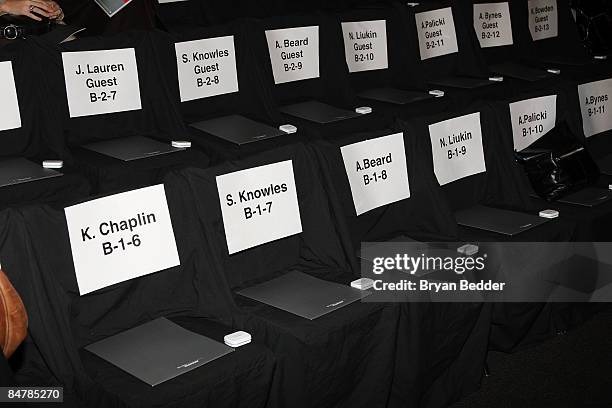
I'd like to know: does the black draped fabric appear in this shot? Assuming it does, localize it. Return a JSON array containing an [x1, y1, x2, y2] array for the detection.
[[400, 2, 532, 107], [29, 31, 188, 147], [246, 13, 392, 138], [507, 0, 612, 80], [460, 0, 568, 95], [310, 127, 458, 246], [27, 31, 209, 194], [177, 143, 400, 408], [566, 76, 612, 162], [336, 4, 429, 95], [489, 81, 612, 242], [0, 178, 279, 407], [403, 1, 491, 85], [0, 171, 90, 210], [148, 23, 306, 164], [399, 103, 533, 213], [474, 86, 608, 351], [310, 127, 492, 407], [0, 353, 14, 386], [0, 40, 91, 209], [511, 0, 589, 65], [397, 100, 583, 354], [0, 40, 65, 159], [331, 4, 457, 126]]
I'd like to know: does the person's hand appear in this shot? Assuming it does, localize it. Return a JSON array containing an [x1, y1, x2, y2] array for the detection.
[[45, 0, 64, 21], [0, 0, 63, 21]]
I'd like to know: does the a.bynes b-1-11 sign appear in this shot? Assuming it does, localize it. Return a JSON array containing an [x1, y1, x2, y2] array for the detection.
[[64, 185, 180, 295]]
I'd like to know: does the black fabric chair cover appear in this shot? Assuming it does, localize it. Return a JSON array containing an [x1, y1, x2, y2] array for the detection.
[[27, 31, 209, 194], [403, 1, 491, 84], [0, 40, 65, 159], [29, 31, 187, 147], [310, 127, 493, 407], [508, 0, 612, 80], [335, 4, 429, 95], [149, 23, 306, 164], [0, 179, 278, 407], [399, 103, 533, 213], [311, 127, 458, 246], [0, 41, 91, 209], [246, 13, 392, 138], [176, 143, 400, 408]]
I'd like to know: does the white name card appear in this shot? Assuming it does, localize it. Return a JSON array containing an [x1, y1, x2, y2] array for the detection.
[[265, 26, 320, 84], [528, 0, 558, 41], [62, 48, 142, 118], [509, 95, 557, 151], [175, 36, 239, 102], [65, 185, 180, 295], [473, 2, 513, 48], [0, 61, 21, 132], [216, 160, 303, 254], [415, 7, 459, 60], [341, 133, 411, 216], [428, 112, 487, 186], [341, 20, 389, 73], [578, 78, 612, 138]]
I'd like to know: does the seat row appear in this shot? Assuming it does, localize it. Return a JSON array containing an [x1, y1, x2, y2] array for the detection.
[[0, 2, 611, 407]]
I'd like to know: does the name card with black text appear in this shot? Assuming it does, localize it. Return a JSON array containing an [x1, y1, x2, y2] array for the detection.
[[428, 112, 487, 185], [341, 20, 389, 73], [265, 26, 319, 84], [528, 0, 558, 41], [0, 61, 21, 131], [62, 48, 142, 118], [473, 2, 513, 48], [415, 7, 459, 60], [509, 95, 557, 151], [578, 78, 612, 138], [216, 160, 303, 254], [65, 185, 180, 295], [175, 36, 239, 102], [341, 133, 410, 215]]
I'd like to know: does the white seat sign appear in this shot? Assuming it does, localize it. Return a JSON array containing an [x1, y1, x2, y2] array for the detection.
[[528, 0, 558, 41], [473, 2, 514, 48], [509, 94, 557, 151], [0, 61, 21, 132], [414, 7, 459, 60], [577, 78, 612, 138], [216, 160, 303, 254], [62, 48, 142, 118], [65, 184, 180, 295], [428, 112, 487, 186], [265, 26, 319, 84], [341, 20, 389, 73], [341, 133, 410, 215], [175, 35, 239, 102]]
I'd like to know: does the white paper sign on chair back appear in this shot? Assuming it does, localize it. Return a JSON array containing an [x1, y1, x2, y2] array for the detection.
[[0, 61, 21, 132], [528, 0, 558, 41], [216, 160, 303, 254], [428, 112, 487, 186], [341, 20, 389, 73], [175, 36, 239, 102], [265, 26, 319, 84], [414, 7, 459, 60], [62, 48, 142, 118], [473, 2, 514, 48], [341, 133, 410, 215], [65, 185, 180, 295], [578, 78, 612, 138], [509, 95, 557, 151]]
